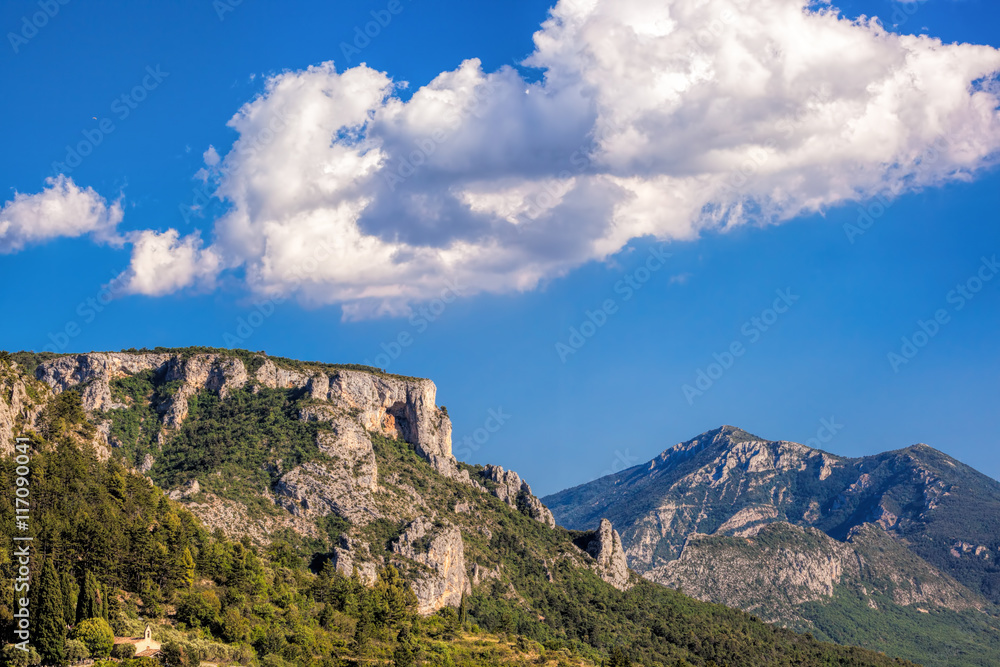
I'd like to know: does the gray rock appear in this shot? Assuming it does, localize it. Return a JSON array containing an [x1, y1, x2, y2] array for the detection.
[[331, 536, 378, 585], [392, 517, 471, 614], [584, 519, 631, 591], [482, 464, 556, 528], [0, 361, 48, 456]]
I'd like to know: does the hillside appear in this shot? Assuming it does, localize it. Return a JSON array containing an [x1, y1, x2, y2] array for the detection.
[[543, 426, 1000, 666], [0, 350, 917, 667]]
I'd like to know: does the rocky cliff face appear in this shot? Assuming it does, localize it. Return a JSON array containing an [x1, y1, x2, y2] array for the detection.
[[35, 351, 456, 469], [274, 415, 381, 525], [545, 425, 1000, 626], [579, 519, 630, 590], [392, 517, 471, 614], [482, 464, 556, 528], [8, 349, 562, 616], [0, 360, 49, 456], [648, 522, 983, 624]]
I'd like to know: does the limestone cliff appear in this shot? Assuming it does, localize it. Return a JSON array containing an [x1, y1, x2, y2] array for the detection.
[[648, 522, 983, 624], [6, 349, 588, 618], [0, 360, 49, 456], [481, 464, 556, 528], [579, 519, 630, 591], [34, 351, 456, 473], [392, 517, 471, 614]]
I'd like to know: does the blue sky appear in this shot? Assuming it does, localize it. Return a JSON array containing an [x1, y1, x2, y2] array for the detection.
[[1, 0, 998, 495]]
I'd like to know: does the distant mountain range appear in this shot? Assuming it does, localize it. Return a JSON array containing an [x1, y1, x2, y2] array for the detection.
[[543, 426, 1000, 666]]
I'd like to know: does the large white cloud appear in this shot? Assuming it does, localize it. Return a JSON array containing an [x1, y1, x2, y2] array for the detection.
[[0, 175, 123, 253], [117, 0, 1000, 316]]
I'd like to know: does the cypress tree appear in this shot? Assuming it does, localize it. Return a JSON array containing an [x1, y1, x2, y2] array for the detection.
[[76, 571, 100, 622], [61, 570, 78, 626], [37, 558, 67, 666], [98, 582, 107, 619], [181, 547, 196, 589]]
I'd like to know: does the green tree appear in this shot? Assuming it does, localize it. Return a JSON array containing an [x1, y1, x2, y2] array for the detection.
[[110, 643, 136, 661], [60, 570, 78, 627], [176, 590, 221, 629], [72, 617, 115, 659], [608, 646, 631, 667], [375, 565, 417, 628], [393, 625, 420, 667], [1, 644, 42, 667], [64, 639, 90, 664], [138, 579, 163, 618], [159, 642, 187, 667], [36, 558, 67, 666], [75, 572, 101, 623], [220, 607, 250, 644], [458, 593, 468, 630], [180, 548, 196, 589]]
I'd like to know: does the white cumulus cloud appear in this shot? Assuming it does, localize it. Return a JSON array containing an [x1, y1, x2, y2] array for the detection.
[[117, 229, 221, 296], [115, 0, 1000, 316], [0, 175, 123, 253]]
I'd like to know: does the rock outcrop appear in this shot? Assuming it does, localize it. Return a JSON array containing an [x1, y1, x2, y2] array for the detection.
[[330, 536, 378, 585], [581, 519, 630, 590], [35, 351, 458, 473], [482, 464, 556, 528], [161, 355, 249, 428], [646, 522, 983, 624], [183, 491, 319, 544], [36, 352, 173, 413], [392, 517, 471, 614], [274, 416, 381, 524], [0, 361, 48, 456]]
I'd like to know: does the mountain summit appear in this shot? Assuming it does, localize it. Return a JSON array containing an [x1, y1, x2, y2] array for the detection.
[[544, 426, 1000, 665]]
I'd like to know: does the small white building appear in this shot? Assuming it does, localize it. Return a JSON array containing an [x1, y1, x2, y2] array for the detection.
[[113, 625, 161, 657]]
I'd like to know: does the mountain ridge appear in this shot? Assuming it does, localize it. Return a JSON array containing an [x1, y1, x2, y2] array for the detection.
[[544, 424, 1000, 665], [0, 348, 925, 667]]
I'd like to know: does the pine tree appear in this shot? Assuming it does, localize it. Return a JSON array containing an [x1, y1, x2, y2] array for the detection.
[[181, 547, 196, 589], [37, 558, 67, 666], [61, 570, 78, 626], [97, 582, 107, 619], [458, 593, 468, 630], [76, 571, 100, 623], [393, 625, 419, 667]]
